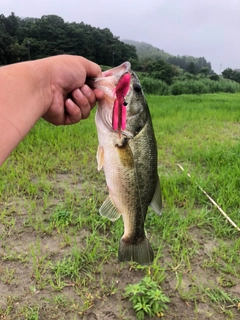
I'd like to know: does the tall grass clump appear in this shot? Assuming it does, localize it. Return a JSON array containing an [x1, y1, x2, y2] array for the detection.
[[170, 78, 240, 95], [138, 73, 240, 96]]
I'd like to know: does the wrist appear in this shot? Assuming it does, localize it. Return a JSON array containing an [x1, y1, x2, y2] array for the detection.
[[0, 59, 53, 165], [29, 59, 53, 116]]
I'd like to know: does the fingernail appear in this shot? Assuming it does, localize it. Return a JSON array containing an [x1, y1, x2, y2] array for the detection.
[[74, 88, 83, 99]]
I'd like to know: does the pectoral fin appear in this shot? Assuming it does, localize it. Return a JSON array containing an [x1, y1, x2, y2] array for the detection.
[[149, 176, 162, 215], [96, 146, 104, 171], [99, 196, 121, 222]]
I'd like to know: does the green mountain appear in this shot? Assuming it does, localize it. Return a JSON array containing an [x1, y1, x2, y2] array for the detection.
[[123, 39, 213, 73], [123, 39, 172, 61]]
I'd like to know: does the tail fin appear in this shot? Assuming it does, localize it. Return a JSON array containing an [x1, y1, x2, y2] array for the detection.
[[118, 237, 154, 265]]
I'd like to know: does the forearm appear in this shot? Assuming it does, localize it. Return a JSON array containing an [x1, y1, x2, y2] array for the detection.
[[0, 60, 52, 165], [0, 55, 103, 166]]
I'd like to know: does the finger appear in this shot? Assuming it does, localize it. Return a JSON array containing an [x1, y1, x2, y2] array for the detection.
[[65, 98, 82, 125], [72, 88, 91, 119], [94, 88, 104, 101], [80, 84, 96, 109]]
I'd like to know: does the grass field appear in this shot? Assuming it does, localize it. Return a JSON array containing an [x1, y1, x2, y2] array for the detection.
[[0, 92, 240, 319]]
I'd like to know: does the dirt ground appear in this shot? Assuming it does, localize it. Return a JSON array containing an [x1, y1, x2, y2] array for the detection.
[[1, 224, 239, 319], [0, 173, 240, 320]]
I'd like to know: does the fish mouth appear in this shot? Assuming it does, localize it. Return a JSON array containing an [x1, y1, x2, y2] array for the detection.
[[112, 72, 131, 136], [89, 62, 132, 134], [101, 62, 132, 136], [86, 62, 131, 90], [102, 61, 131, 77]]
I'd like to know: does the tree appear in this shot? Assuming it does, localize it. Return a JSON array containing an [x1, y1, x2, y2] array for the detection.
[[222, 68, 240, 83], [146, 59, 177, 85], [0, 13, 139, 66], [187, 61, 195, 74], [168, 55, 212, 74], [198, 67, 209, 75], [2, 12, 20, 36], [222, 68, 233, 79], [209, 73, 219, 81], [231, 70, 240, 83], [128, 58, 141, 70]]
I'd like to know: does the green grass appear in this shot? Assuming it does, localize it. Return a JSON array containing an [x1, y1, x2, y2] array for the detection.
[[0, 92, 240, 319]]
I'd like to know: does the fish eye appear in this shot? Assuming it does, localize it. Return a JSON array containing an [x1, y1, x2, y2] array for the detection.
[[133, 83, 142, 93]]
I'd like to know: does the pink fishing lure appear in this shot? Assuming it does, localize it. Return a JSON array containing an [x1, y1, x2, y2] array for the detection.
[[112, 73, 131, 133]]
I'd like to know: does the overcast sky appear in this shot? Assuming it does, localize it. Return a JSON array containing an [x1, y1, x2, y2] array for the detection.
[[1, 0, 239, 73]]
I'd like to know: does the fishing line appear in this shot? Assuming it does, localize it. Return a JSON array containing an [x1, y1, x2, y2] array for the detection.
[[177, 163, 240, 232]]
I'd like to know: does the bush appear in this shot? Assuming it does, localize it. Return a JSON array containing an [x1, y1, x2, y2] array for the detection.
[[209, 73, 220, 81], [141, 77, 169, 95], [137, 71, 240, 96]]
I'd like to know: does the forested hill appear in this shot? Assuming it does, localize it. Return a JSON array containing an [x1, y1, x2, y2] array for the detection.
[[1, 12, 212, 74], [123, 39, 212, 73], [123, 39, 172, 61], [0, 13, 138, 66]]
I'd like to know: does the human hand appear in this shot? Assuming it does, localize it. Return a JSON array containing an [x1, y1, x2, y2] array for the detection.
[[42, 55, 104, 125]]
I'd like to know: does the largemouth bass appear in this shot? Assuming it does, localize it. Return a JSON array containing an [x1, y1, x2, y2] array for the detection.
[[92, 62, 162, 265]]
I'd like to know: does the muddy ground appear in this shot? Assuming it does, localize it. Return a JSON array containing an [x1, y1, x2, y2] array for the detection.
[[0, 173, 239, 320]]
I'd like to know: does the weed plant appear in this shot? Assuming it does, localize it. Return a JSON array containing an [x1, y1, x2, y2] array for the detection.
[[125, 276, 170, 319]]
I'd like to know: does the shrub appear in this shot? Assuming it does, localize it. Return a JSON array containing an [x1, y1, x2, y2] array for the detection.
[[141, 77, 169, 95]]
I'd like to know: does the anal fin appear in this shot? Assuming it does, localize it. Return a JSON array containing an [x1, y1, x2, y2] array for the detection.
[[149, 175, 162, 215], [99, 196, 121, 222]]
